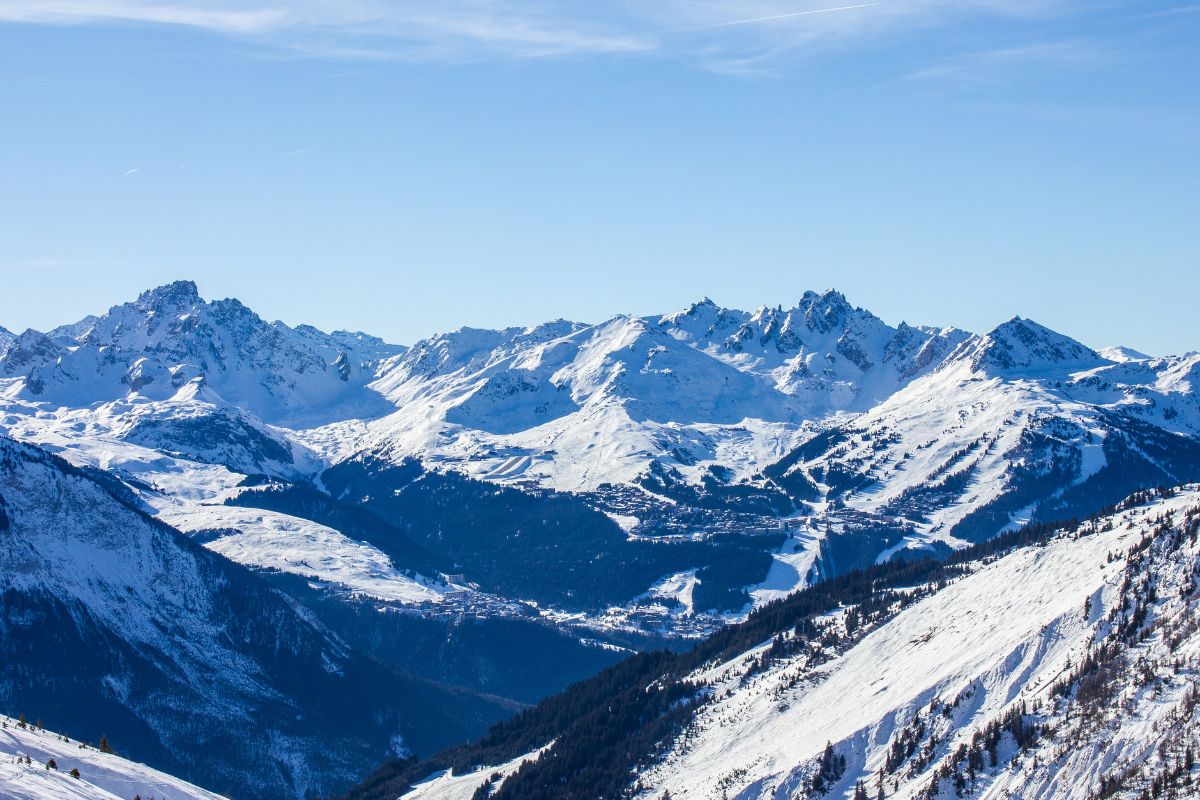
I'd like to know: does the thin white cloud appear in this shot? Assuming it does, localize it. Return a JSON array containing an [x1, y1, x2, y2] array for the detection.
[[689, 3, 882, 30], [905, 39, 1103, 83], [1143, 4, 1200, 18], [0, 1, 652, 58], [0, 0, 1084, 66], [0, 1, 286, 33], [122, 167, 141, 176]]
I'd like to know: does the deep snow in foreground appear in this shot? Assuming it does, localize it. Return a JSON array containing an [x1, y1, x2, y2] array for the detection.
[[0, 714, 224, 800]]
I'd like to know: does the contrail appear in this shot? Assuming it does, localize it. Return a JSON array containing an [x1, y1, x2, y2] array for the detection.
[[696, 3, 881, 29]]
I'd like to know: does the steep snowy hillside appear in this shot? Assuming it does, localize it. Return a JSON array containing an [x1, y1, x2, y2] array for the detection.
[[0, 435, 512, 800], [634, 489, 1200, 800], [346, 486, 1200, 800], [0, 714, 225, 800]]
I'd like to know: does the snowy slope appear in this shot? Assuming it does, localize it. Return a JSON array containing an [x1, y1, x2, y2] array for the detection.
[[637, 489, 1200, 800], [0, 434, 512, 800], [345, 313, 811, 493], [400, 747, 549, 800], [385, 486, 1200, 800], [636, 505, 1143, 797], [170, 503, 448, 604], [0, 714, 225, 800], [0, 402, 447, 605]]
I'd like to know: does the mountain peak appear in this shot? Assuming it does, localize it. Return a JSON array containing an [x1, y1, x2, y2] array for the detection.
[[794, 288, 862, 334], [0, 328, 64, 377], [802, 287, 847, 303], [135, 280, 203, 312], [965, 316, 1106, 375], [1099, 345, 1152, 362]]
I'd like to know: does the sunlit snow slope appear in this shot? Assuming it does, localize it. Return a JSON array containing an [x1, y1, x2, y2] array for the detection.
[[0, 714, 225, 800]]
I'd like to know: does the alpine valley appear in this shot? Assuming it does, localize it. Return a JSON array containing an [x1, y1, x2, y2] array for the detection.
[[3, 280, 1199, 800]]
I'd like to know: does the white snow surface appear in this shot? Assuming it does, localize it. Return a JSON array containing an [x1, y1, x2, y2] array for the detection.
[[165, 504, 447, 604], [0, 716, 225, 800], [400, 746, 550, 800], [0, 399, 445, 604]]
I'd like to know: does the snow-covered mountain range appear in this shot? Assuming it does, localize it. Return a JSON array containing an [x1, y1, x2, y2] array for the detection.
[[3, 281, 1200, 800], [2, 281, 1197, 630]]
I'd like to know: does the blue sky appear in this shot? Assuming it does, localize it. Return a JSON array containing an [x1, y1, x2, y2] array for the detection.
[[0, 1, 1196, 354]]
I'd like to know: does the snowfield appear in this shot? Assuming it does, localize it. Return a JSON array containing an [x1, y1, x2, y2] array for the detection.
[[167, 504, 448, 604], [0, 714, 225, 800], [401, 747, 550, 800]]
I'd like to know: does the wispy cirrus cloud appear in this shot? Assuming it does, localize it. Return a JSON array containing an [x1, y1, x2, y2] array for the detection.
[[905, 39, 1105, 83], [0, 0, 287, 34], [679, 3, 882, 31], [0, 0, 653, 58], [0, 0, 1085, 67]]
